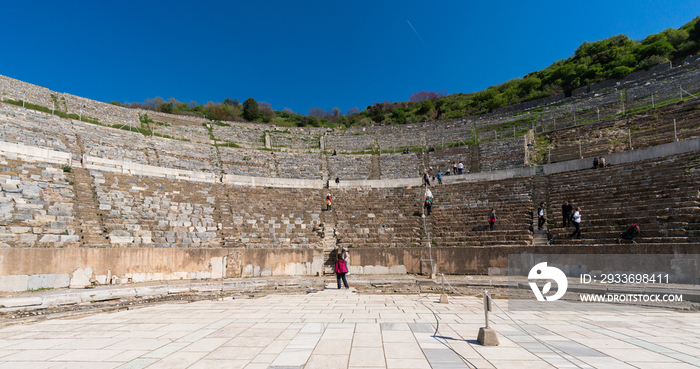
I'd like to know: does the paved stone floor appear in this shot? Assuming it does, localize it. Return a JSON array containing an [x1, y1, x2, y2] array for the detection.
[[0, 286, 699, 369]]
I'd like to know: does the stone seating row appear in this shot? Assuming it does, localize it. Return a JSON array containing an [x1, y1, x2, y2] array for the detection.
[[546, 152, 700, 243], [212, 186, 324, 248], [328, 155, 371, 180], [380, 153, 420, 179], [429, 178, 533, 246]]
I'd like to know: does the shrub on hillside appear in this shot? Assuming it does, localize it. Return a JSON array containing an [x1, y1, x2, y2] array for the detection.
[[242, 98, 260, 121]]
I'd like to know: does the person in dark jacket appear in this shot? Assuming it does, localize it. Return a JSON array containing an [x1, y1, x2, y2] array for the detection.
[[616, 223, 640, 244], [562, 200, 573, 228]]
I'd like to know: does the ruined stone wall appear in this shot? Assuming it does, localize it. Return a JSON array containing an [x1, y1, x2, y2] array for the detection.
[[94, 170, 221, 248], [0, 155, 77, 249]]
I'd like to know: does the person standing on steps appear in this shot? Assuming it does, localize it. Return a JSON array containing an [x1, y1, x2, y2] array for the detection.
[[458, 161, 464, 175], [537, 202, 546, 230], [335, 248, 349, 289], [562, 200, 573, 228], [335, 177, 340, 188], [453, 162, 458, 176], [488, 208, 496, 231], [423, 172, 430, 187], [437, 170, 443, 185], [424, 196, 433, 216], [326, 193, 332, 211], [570, 207, 582, 239]]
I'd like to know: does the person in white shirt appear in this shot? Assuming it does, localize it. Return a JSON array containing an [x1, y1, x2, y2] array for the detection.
[[458, 162, 464, 175], [537, 202, 546, 230], [570, 207, 581, 239]]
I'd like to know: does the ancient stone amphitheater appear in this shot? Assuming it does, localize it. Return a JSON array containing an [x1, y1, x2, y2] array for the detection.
[[1, 55, 700, 292]]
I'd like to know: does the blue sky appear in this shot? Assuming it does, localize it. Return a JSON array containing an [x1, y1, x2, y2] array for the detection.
[[2, 1, 698, 115]]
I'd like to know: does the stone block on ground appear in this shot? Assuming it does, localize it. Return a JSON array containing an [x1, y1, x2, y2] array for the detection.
[[27, 273, 70, 290], [0, 296, 42, 308], [0, 274, 29, 292]]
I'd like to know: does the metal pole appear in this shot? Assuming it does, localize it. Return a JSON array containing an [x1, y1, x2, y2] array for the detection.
[[674, 119, 678, 141], [483, 289, 490, 329], [579, 139, 582, 159], [629, 128, 632, 150], [22, 92, 25, 108], [574, 111, 576, 126], [680, 86, 683, 101], [597, 108, 600, 121], [652, 93, 655, 108]]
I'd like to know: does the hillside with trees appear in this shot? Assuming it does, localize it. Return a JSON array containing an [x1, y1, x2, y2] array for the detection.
[[111, 16, 700, 128]]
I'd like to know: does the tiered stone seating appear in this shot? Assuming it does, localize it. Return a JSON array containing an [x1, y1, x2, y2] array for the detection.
[[332, 187, 425, 248], [159, 125, 210, 144], [269, 129, 322, 150], [380, 153, 419, 179], [325, 132, 375, 153], [328, 155, 371, 180], [428, 146, 472, 174], [211, 123, 266, 148], [218, 147, 274, 177], [74, 121, 151, 165], [376, 132, 422, 150], [213, 186, 323, 248], [546, 152, 700, 244], [0, 156, 78, 248], [92, 171, 220, 248], [546, 94, 700, 164], [479, 137, 525, 171], [275, 152, 322, 179], [0, 115, 69, 153], [150, 138, 218, 172], [428, 178, 533, 246]]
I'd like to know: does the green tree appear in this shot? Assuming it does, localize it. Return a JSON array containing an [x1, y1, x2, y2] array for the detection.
[[416, 100, 434, 115], [609, 66, 632, 79], [242, 98, 260, 121], [157, 102, 174, 114]]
